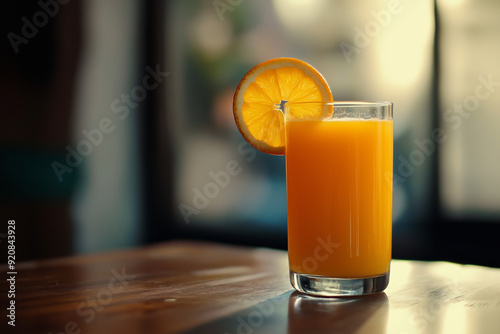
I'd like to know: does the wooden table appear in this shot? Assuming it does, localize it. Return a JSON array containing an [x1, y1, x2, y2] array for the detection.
[[2, 241, 500, 334]]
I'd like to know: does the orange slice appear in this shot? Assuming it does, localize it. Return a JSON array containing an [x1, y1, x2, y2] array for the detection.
[[233, 58, 333, 155]]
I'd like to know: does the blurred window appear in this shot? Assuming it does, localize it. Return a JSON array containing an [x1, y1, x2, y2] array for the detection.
[[439, 0, 500, 219], [165, 0, 436, 243], [72, 0, 141, 253]]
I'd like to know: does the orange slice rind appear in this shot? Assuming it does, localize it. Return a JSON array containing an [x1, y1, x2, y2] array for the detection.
[[233, 58, 333, 155]]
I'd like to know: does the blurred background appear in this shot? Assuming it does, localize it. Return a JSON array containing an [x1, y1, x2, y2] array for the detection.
[[1, 0, 499, 266]]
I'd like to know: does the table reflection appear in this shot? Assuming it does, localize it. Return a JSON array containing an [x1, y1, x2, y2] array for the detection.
[[287, 292, 389, 334]]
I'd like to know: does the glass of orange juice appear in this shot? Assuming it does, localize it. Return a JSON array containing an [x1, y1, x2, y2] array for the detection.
[[286, 101, 393, 296]]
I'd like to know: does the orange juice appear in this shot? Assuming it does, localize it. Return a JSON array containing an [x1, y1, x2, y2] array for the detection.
[[286, 119, 393, 278]]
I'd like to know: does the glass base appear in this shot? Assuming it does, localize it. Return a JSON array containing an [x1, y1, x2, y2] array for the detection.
[[290, 270, 389, 297]]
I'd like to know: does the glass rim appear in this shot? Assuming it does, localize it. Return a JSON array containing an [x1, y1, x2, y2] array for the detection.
[[329, 100, 393, 120], [330, 100, 393, 107], [283, 100, 393, 120]]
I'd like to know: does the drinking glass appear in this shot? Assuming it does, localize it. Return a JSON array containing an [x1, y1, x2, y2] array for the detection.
[[286, 101, 393, 296]]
